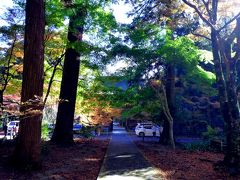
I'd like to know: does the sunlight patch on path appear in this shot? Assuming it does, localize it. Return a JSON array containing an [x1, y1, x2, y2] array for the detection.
[[98, 167, 161, 180]]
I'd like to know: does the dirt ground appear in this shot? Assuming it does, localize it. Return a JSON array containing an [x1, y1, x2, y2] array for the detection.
[[135, 141, 240, 180], [0, 138, 109, 180], [1, 135, 240, 180]]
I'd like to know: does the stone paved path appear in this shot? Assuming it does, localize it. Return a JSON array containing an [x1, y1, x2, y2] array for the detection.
[[97, 127, 161, 180]]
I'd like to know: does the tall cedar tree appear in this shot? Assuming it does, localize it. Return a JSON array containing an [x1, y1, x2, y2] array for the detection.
[[51, 7, 85, 144], [13, 0, 45, 167]]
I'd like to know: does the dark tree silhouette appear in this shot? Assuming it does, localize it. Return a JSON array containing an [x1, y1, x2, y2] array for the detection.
[[51, 6, 86, 145]]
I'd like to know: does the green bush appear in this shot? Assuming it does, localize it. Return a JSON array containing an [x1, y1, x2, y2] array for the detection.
[[41, 123, 49, 141], [202, 125, 219, 140], [79, 126, 94, 138]]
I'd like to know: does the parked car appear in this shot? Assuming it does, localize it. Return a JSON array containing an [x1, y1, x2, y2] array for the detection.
[[7, 120, 20, 136], [135, 122, 163, 137], [113, 121, 120, 126], [73, 123, 82, 132], [48, 123, 82, 132], [48, 123, 55, 130]]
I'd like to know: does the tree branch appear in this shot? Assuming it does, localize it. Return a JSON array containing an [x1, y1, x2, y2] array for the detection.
[[192, 32, 211, 41], [182, 0, 216, 30], [233, 17, 240, 62], [217, 12, 240, 33], [43, 52, 65, 106], [201, 0, 211, 20], [212, 0, 218, 23], [2, 35, 17, 92], [225, 25, 238, 43]]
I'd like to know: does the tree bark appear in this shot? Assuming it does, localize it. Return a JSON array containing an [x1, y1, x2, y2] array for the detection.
[[51, 8, 85, 145], [159, 64, 175, 148], [211, 25, 240, 171], [109, 120, 113, 132], [182, 0, 240, 171], [13, 0, 45, 168], [0, 90, 3, 107]]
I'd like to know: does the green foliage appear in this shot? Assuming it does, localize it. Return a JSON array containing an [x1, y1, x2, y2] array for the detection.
[[89, 7, 117, 33], [5, 79, 22, 94], [202, 125, 220, 140], [158, 32, 199, 70], [191, 66, 215, 84], [45, 0, 66, 28], [120, 86, 162, 120], [79, 126, 94, 138], [41, 123, 49, 141], [122, 104, 142, 118], [5, 0, 221, 147], [186, 49, 216, 87], [128, 25, 156, 46], [77, 63, 128, 115], [106, 25, 204, 122], [186, 66, 217, 96]]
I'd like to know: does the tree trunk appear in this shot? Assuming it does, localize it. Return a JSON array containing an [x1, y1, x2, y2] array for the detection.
[[159, 112, 170, 143], [182, 0, 240, 172], [109, 120, 113, 132], [159, 64, 175, 148], [0, 90, 3, 113], [211, 28, 240, 171], [0, 90, 3, 107], [13, 0, 45, 168], [51, 9, 85, 145], [224, 66, 240, 170]]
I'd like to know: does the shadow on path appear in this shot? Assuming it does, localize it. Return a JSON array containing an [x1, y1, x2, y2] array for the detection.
[[97, 126, 161, 180]]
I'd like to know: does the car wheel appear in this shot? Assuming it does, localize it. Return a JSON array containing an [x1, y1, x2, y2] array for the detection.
[[139, 132, 145, 137], [153, 132, 156, 136]]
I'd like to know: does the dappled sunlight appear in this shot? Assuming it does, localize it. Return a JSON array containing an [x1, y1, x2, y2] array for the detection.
[[133, 141, 237, 179], [84, 158, 100, 162], [114, 154, 134, 159], [112, 126, 127, 134], [157, 169, 175, 179], [98, 167, 161, 180], [98, 127, 162, 180], [112, 129, 126, 134]]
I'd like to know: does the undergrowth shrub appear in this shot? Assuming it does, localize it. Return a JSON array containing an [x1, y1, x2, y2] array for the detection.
[[181, 141, 209, 151], [41, 123, 49, 141], [80, 126, 94, 138]]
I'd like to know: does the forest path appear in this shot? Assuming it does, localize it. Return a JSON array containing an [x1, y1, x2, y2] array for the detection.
[[97, 126, 161, 180]]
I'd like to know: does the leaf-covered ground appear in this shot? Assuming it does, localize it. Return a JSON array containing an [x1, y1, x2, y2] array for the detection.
[[135, 141, 240, 179], [0, 138, 109, 180]]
